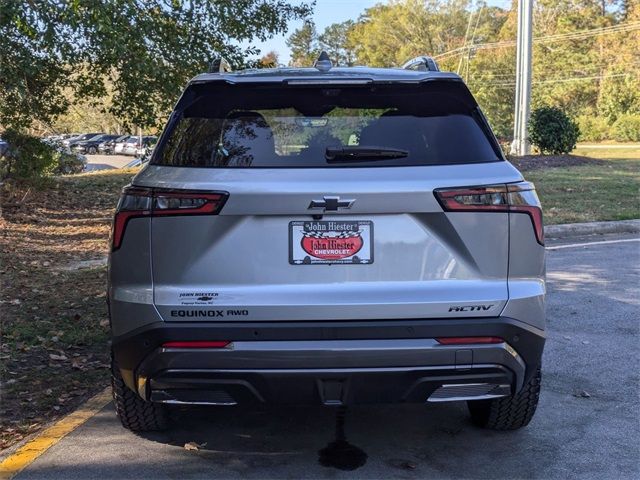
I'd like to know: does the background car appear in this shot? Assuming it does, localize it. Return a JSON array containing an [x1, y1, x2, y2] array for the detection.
[[60, 133, 83, 147], [65, 133, 104, 148], [122, 136, 157, 156], [98, 135, 130, 155], [73, 134, 121, 154], [113, 136, 134, 154], [0, 137, 8, 157]]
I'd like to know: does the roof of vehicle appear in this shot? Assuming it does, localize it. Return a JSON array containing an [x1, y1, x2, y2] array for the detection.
[[189, 66, 462, 86]]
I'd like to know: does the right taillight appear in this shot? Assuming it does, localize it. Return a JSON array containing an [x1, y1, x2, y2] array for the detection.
[[111, 186, 228, 251], [435, 181, 544, 245]]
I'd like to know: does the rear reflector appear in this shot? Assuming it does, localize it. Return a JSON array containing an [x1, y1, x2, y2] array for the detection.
[[436, 337, 503, 345], [111, 186, 228, 250], [162, 341, 230, 348], [434, 181, 544, 245]]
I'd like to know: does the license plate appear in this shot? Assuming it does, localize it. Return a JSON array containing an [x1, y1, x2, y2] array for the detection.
[[289, 220, 373, 265]]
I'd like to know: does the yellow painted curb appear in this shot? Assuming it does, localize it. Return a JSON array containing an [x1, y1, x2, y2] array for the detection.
[[0, 387, 112, 480]]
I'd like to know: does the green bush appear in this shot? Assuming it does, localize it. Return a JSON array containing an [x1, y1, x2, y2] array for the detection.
[[0, 129, 58, 180], [528, 106, 580, 155], [612, 114, 640, 142], [54, 151, 86, 175], [576, 115, 612, 142]]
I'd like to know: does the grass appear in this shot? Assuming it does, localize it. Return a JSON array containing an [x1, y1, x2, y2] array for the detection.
[[523, 149, 640, 225], [0, 169, 135, 449], [574, 145, 640, 159]]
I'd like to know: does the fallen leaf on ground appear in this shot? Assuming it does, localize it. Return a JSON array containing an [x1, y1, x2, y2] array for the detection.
[[48, 354, 67, 361], [184, 441, 206, 451]]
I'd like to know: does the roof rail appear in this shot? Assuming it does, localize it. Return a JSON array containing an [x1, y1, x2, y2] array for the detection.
[[313, 51, 333, 72], [208, 56, 232, 74], [401, 56, 440, 72]]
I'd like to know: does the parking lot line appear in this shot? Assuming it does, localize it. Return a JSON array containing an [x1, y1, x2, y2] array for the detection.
[[546, 238, 639, 250], [0, 388, 111, 480]]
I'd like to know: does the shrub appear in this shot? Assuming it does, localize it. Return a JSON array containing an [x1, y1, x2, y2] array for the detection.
[[55, 151, 86, 175], [0, 129, 58, 180], [576, 115, 612, 142], [612, 114, 640, 142], [528, 106, 580, 155]]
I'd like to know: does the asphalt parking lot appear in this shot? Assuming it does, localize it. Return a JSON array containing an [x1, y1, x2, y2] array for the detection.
[[9, 234, 640, 479], [83, 154, 132, 171]]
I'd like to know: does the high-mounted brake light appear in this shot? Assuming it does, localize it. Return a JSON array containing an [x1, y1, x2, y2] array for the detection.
[[436, 337, 503, 345], [111, 186, 228, 250], [434, 182, 544, 245], [162, 341, 230, 348]]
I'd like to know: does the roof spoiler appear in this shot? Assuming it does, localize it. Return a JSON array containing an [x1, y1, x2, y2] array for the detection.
[[208, 56, 232, 74], [401, 56, 440, 72]]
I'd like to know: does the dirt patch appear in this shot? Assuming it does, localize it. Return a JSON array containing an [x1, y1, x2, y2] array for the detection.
[[0, 170, 134, 450], [508, 154, 603, 171]]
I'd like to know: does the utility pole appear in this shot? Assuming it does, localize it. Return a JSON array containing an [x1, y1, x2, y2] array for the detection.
[[511, 0, 533, 156]]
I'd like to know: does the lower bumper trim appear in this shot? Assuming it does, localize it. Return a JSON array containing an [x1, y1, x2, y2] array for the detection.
[[427, 383, 510, 402], [143, 365, 514, 406]]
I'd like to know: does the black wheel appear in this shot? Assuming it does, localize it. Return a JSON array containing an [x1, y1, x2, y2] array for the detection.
[[111, 353, 168, 431], [88, 146, 97, 154], [467, 367, 541, 431]]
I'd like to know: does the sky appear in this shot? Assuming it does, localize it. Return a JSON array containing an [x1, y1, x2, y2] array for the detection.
[[245, 0, 513, 65], [243, 0, 378, 64]]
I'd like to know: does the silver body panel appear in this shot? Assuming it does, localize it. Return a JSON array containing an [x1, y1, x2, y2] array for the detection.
[[108, 161, 544, 327]]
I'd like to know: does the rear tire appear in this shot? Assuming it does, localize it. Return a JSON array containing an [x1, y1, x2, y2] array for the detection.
[[111, 354, 168, 432], [467, 367, 541, 430]]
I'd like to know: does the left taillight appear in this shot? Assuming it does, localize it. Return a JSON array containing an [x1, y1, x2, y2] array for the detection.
[[434, 181, 544, 245], [111, 186, 228, 251]]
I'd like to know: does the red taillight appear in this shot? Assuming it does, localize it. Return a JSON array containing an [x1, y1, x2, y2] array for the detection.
[[434, 182, 544, 245], [162, 341, 230, 348], [111, 186, 228, 250], [435, 337, 503, 345]]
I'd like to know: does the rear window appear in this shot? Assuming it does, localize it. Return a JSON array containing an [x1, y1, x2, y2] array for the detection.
[[153, 82, 501, 168]]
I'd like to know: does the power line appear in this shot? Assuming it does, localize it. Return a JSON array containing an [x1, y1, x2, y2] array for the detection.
[[438, 22, 640, 60], [468, 61, 640, 80], [472, 72, 633, 88], [457, 2, 476, 75], [435, 21, 640, 60]]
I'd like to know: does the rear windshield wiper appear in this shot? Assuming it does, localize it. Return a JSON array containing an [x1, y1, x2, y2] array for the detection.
[[325, 146, 409, 162]]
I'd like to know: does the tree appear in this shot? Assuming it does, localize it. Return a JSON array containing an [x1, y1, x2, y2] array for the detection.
[[0, 1, 312, 131], [345, 0, 639, 141], [286, 20, 319, 67], [348, 0, 472, 67], [319, 21, 356, 66], [259, 51, 280, 68], [598, 69, 640, 123]]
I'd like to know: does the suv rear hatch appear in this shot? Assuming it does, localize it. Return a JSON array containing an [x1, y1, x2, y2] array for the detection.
[[131, 79, 523, 322]]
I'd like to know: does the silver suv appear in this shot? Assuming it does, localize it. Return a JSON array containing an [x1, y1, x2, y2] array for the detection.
[[109, 54, 545, 432]]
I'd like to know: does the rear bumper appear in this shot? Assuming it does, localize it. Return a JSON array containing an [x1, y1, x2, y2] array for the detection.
[[111, 317, 544, 406]]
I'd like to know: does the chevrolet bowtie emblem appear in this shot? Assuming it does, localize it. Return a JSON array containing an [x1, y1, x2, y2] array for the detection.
[[308, 196, 355, 212]]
